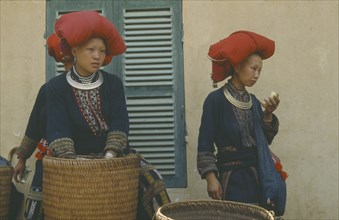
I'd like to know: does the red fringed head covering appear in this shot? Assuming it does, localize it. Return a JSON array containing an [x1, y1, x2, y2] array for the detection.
[[47, 33, 74, 64], [208, 30, 275, 84], [51, 10, 126, 66]]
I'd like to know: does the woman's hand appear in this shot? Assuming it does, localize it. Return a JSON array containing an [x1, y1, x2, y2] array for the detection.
[[261, 92, 280, 121], [205, 172, 222, 200], [104, 150, 117, 159], [13, 157, 26, 183]]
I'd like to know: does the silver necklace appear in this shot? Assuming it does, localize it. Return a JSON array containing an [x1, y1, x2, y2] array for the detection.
[[66, 71, 103, 90], [73, 67, 96, 84], [223, 86, 252, 109]]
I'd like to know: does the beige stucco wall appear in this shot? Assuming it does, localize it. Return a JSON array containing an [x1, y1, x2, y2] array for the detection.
[[0, 0, 46, 152], [0, 1, 338, 220], [0, 1, 46, 217]]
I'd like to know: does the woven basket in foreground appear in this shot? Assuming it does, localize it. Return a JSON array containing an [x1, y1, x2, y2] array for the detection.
[[0, 165, 13, 219], [154, 200, 275, 220], [43, 155, 140, 220]]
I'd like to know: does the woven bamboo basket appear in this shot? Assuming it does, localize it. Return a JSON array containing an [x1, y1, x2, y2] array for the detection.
[[0, 165, 13, 219], [154, 200, 275, 220], [43, 155, 140, 220]]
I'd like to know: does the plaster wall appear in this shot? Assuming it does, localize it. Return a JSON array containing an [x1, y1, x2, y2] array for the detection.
[[1, 0, 46, 154], [0, 1, 338, 219], [0, 1, 46, 217]]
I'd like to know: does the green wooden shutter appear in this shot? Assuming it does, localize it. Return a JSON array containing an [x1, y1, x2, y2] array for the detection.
[[116, 0, 186, 187]]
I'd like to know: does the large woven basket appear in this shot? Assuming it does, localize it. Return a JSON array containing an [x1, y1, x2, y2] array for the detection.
[[154, 200, 275, 220], [0, 165, 13, 219], [43, 155, 140, 220]]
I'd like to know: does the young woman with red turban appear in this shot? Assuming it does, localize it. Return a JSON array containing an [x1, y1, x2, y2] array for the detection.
[[197, 31, 287, 218], [13, 11, 170, 220]]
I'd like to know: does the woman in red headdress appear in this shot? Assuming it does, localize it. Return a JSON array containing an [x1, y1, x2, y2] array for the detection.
[[197, 31, 287, 217], [48, 12, 170, 219], [13, 11, 170, 220], [45, 11, 127, 158]]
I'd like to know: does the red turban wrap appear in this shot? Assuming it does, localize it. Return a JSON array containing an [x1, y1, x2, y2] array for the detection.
[[52, 11, 126, 66], [208, 30, 275, 83], [47, 33, 73, 64]]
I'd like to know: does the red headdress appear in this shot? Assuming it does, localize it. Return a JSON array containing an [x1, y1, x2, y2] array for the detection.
[[51, 11, 126, 66], [47, 33, 73, 64], [208, 30, 275, 84]]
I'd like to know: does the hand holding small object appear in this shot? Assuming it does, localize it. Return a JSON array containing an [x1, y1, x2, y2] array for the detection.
[[13, 156, 26, 183], [20, 165, 32, 183], [261, 91, 280, 122]]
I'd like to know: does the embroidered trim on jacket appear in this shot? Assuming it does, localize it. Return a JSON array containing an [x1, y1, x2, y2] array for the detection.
[[197, 151, 218, 179], [16, 136, 38, 159], [104, 131, 127, 155], [49, 138, 75, 156], [72, 87, 108, 136]]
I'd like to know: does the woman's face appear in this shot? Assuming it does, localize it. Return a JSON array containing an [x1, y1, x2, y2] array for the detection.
[[72, 38, 106, 76], [233, 54, 263, 89]]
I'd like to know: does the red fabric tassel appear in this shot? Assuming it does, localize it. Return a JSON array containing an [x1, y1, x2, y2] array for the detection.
[[35, 140, 50, 160], [274, 160, 288, 181]]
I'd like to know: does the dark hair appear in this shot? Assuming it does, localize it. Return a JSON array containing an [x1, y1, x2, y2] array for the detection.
[[229, 67, 235, 76]]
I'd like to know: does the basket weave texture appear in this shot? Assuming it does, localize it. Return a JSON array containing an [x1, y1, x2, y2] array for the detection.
[[43, 155, 140, 220], [0, 165, 13, 219], [154, 200, 275, 220]]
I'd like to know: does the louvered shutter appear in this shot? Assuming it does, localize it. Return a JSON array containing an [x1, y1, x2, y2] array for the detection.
[[117, 0, 186, 187]]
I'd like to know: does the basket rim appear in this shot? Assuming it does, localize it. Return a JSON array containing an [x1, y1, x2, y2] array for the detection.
[[43, 154, 139, 161], [155, 199, 275, 220], [42, 154, 140, 172]]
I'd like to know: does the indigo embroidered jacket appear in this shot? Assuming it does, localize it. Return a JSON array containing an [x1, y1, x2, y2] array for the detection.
[[197, 86, 279, 178], [46, 70, 129, 156]]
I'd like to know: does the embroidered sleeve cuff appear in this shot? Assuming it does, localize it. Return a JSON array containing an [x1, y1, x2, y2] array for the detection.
[[197, 151, 218, 179], [104, 131, 127, 156], [263, 114, 279, 130], [49, 138, 75, 157], [16, 136, 39, 159]]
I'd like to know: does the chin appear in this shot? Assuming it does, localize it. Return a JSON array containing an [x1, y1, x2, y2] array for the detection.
[[89, 68, 99, 73], [247, 82, 257, 87]]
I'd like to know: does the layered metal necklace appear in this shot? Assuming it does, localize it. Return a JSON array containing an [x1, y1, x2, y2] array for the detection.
[[223, 84, 252, 109], [67, 66, 103, 90]]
